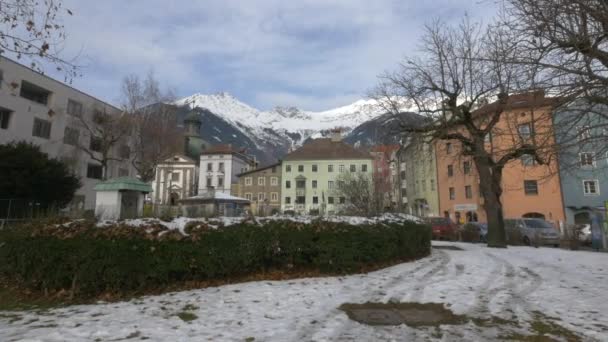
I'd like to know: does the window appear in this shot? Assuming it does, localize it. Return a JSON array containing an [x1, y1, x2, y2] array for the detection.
[[339, 165, 345, 172], [171, 172, 180, 182], [447, 165, 454, 177], [298, 165, 304, 172], [400, 170, 406, 179], [271, 192, 278, 202], [63, 127, 79, 146], [446, 143, 453, 153], [207, 163, 212, 171], [422, 180, 426, 192], [285, 196, 291, 204], [296, 196, 306, 204], [32, 118, 51, 139], [118, 168, 129, 177], [339, 197, 346, 204], [296, 180, 306, 188], [521, 154, 536, 166], [0, 69, 3, 88], [119, 145, 130, 159], [430, 179, 435, 191], [577, 126, 591, 142], [524, 180, 538, 195], [313, 196, 319, 204], [245, 193, 252, 201], [580, 153, 595, 168], [328, 197, 334, 204], [415, 180, 419, 194], [258, 177, 265, 186], [449, 187, 455, 200], [270, 177, 278, 186], [218, 177, 224, 187], [328, 181, 335, 189], [312, 164, 318, 172], [350, 164, 356, 172], [218, 162, 225, 172], [312, 180, 317, 188], [465, 185, 473, 199], [286, 165, 292, 172], [463, 161, 471, 175], [86, 164, 103, 179], [20, 80, 51, 105], [258, 193, 265, 201], [206, 177, 212, 188], [361, 164, 368, 172], [338, 180, 345, 189], [89, 136, 102, 152], [245, 177, 252, 186], [518, 123, 533, 140], [583, 180, 599, 196], [0, 107, 12, 129], [328, 164, 334, 172], [286, 180, 291, 189], [67, 99, 83, 117]]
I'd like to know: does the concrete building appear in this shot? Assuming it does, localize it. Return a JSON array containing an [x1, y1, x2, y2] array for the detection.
[[553, 104, 608, 227], [198, 145, 256, 195], [396, 136, 440, 217], [236, 163, 282, 216], [0, 56, 135, 211], [280, 134, 373, 215], [435, 91, 566, 227]]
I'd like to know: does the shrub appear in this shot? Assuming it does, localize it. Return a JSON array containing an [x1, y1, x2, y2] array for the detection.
[[0, 220, 431, 298]]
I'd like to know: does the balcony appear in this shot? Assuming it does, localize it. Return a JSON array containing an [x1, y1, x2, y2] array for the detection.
[[296, 189, 306, 197]]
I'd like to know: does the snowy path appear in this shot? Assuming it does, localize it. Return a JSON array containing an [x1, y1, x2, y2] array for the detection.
[[1, 241, 607, 341]]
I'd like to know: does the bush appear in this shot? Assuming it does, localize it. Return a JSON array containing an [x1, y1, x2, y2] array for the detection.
[[0, 219, 431, 298]]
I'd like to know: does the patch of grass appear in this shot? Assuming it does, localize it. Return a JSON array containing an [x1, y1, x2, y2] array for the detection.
[[176, 311, 198, 322], [0, 285, 66, 311]]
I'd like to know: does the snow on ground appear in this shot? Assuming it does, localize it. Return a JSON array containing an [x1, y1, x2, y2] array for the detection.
[[1, 242, 606, 341]]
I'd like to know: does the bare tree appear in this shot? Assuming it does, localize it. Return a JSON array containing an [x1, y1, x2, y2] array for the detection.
[[71, 106, 132, 180], [372, 18, 559, 247], [121, 72, 183, 182], [331, 171, 382, 216], [0, 0, 78, 80]]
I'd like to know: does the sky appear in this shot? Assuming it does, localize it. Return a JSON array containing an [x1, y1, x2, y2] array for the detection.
[[37, 0, 498, 111]]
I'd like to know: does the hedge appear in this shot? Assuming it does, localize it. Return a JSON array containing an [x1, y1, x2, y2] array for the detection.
[[0, 219, 431, 298]]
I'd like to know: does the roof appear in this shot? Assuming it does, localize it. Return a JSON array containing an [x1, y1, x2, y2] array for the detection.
[[93, 177, 153, 193], [201, 144, 246, 155], [237, 162, 281, 177], [283, 138, 372, 161], [474, 90, 559, 116], [180, 192, 250, 204]]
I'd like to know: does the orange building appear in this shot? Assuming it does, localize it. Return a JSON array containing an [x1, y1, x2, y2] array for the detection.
[[435, 92, 566, 228]]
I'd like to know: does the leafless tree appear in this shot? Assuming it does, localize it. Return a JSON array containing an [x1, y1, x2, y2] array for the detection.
[[0, 0, 78, 80], [71, 106, 132, 180], [372, 18, 559, 247], [331, 171, 383, 216], [121, 72, 183, 182]]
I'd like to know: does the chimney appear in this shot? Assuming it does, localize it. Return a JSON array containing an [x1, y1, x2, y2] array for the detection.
[[330, 129, 342, 142]]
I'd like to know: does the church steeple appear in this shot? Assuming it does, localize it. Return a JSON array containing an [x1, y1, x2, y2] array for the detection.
[[184, 110, 202, 137]]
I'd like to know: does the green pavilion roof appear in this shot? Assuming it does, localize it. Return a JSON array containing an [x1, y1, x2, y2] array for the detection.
[[93, 177, 152, 193]]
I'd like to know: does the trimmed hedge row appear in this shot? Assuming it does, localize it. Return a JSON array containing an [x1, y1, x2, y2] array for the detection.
[[0, 220, 431, 298]]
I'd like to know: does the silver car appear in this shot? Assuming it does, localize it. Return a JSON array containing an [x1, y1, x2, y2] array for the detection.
[[505, 218, 561, 247]]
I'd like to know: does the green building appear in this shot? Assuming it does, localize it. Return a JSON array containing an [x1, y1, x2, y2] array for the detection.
[[280, 135, 373, 215]]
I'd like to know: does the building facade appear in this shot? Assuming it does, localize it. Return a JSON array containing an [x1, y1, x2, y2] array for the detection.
[[236, 163, 282, 216], [435, 91, 566, 227], [370, 145, 400, 211], [280, 136, 374, 215], [396, 136, 440, 217], [0, 56, 135, 211], [199, 145, 256, 195]]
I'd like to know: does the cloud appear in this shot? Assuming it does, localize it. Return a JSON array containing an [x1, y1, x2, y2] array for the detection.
[[36, 0, 498, 110]]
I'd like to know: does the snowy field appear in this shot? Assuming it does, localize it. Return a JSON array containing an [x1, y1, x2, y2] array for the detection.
[[1, 241, 607, 341]]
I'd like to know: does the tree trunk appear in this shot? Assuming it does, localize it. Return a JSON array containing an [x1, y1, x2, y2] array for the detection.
[[474, 155, 508, 248]]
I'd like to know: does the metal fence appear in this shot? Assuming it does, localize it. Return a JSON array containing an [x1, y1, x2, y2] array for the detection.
[[0, 199, 62, 228]]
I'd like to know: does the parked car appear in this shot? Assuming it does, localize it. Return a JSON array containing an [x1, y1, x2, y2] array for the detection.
[[462, 222, 488, 243], [425, 217, 459, 241], [504, 218, 560, 247]]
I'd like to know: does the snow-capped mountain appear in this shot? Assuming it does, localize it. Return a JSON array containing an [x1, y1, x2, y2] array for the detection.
[[173, 92, 417, 164]]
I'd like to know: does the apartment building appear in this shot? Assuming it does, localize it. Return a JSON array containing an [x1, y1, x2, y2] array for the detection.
[[370, 145, 400, 211], [236, 163, 281, 215], [280, 134, 373, 215], [435, 91, 566, 227], [198, 144, 256, 195], [0, 56, 135, 211]]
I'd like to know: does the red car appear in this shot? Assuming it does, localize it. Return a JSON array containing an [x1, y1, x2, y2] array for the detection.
[[425, 217, 459, 241]]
